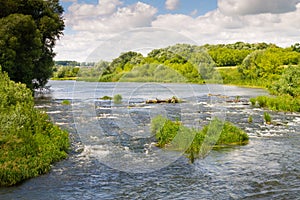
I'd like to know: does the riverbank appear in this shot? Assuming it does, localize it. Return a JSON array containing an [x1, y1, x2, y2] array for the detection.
[[0, 72, 70, 187]]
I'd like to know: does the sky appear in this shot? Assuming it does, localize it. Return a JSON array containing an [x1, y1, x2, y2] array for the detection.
[[54, 0, 300, 62]]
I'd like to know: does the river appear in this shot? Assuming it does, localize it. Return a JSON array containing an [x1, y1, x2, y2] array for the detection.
[[1, 81, 300, 199]]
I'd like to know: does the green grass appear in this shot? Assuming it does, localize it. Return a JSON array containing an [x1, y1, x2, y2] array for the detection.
[[263, 112, 272, 124], [250, 95, 300, 112], [151, 116, 249, 163]]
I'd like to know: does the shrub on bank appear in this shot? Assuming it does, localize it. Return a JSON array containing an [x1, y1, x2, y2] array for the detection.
[[0, 70, 69, 186], [151, 116, 249, 163], [250, 95, 300, 112]]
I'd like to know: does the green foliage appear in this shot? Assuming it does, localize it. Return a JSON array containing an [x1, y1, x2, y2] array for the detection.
[[55, 61, 80, 66], [77, 61, 110, 81], [208, 47, 251, 67], [151, 116, 248, 163], [0, 0, 64, 89], [0, 70, 69, 186], [238, 47, 299, 84], [248, 115, 253, 123], [250, 95, 300, 112], [61, 100, 71, 105], [263, 112, 272, 124], [100, 96, 112, 100], [0, 14, 42, 89], [97, 44, 220, 83], [113, 94, 122, 104], [291, 43, 300, 53], [53, 66, 79, 79], [272, 65, 300, 97], [109, 51, 143, 73], [204, 42, 277, 51]]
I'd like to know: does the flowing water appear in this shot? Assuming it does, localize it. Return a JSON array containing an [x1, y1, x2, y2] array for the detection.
[[1, 81, 300, 199]]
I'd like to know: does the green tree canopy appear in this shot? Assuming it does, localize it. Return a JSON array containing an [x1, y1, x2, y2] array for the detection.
[[0, 0, 64, 89], [272, 65, 300, 97]]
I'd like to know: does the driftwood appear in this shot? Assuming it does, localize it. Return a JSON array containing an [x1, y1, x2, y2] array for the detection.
[[146, 97, 181, 104]]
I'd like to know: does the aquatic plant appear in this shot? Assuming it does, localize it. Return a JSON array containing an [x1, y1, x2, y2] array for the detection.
[[113, 94, 122, 104], [264, 112, 272, 124], [61, 99, 71, 105], [151, 116, 249, 163], [100, 95, 112, 100], [248, 115, 253, 123]]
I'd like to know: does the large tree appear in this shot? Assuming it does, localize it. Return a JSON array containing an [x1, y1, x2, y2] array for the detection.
[[0, 0, 64, 89]]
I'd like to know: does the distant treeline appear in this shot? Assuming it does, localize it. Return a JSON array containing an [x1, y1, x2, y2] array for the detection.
[[54, 61, 95, 67], [53, 42, 300, 85]]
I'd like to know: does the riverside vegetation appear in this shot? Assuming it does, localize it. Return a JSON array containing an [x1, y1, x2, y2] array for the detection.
[[0, 0, 68, 186], [0, 70, 69, 186], [54, 42, 300, 112]]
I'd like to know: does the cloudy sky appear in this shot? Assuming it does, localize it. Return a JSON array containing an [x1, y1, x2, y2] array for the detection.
[[54, 0, 300, 62]]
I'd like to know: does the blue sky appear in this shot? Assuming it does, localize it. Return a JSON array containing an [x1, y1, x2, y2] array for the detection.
[[55, 0, 300, 61], [61, 0, 218, 16]]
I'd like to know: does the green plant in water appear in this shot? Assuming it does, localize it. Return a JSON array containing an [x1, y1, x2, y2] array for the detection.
[[100, 95, 112, 100], [248, 115, 253, 123], [263, 112, 272, 124], [61, 100, 71, 105], [235, 96, 241, 103], [113, 94, 122, 104], [151, 116, 249, 163]]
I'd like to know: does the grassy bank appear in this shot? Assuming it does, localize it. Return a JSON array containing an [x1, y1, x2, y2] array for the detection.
[[0, 71, 70, 186], [250, 95, 300, 112], [151, 116, 249, 163]]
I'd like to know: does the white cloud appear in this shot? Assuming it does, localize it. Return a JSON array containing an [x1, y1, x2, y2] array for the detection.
[[67, 0, 122, 22], [55, 2, 158, 61], [66, 1, 157, 33], [165, 0, 180, 10], [55, 1, 300, 61], [152, 5, 300, 47], [218, 0, 300, 16]]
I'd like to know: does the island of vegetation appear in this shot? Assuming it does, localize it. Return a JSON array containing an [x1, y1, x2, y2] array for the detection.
[[151, 116, 249, 163]]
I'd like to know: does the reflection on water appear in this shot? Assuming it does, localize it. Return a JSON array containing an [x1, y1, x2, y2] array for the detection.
[[1, 81, 300, 200]]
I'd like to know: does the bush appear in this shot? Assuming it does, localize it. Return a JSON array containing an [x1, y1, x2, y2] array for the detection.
[[151, 116, 248, 163], [0, 70, 69, 186], [272, 65, 300, 97]]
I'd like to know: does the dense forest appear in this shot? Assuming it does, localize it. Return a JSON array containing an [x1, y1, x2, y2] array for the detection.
[[54, 42, 300, 84]]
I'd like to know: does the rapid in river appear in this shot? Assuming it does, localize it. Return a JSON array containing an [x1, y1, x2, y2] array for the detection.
[[1, 80, 299, 199]]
